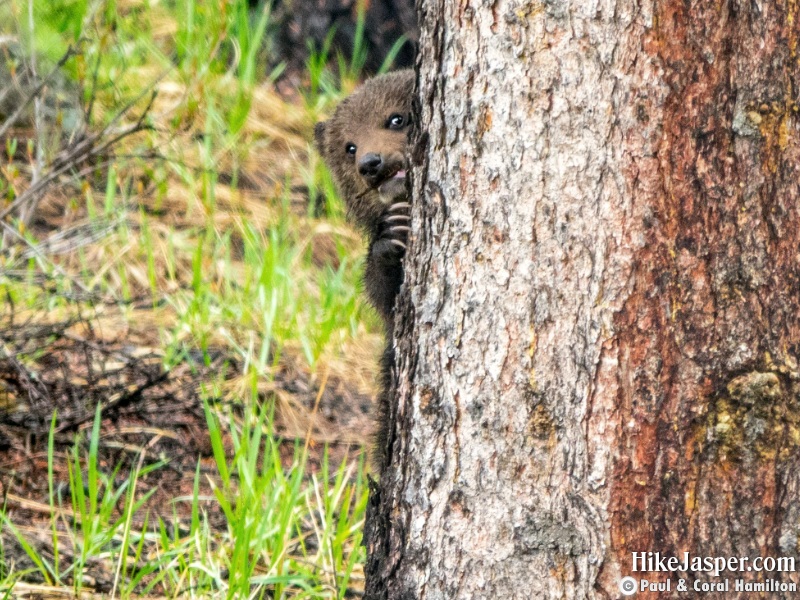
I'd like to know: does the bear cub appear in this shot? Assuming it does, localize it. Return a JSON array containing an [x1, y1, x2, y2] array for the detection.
[[314, 69, 414, 471]]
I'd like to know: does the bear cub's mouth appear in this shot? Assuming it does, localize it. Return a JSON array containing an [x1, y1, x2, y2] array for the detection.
[[377, 169, 407, 201]]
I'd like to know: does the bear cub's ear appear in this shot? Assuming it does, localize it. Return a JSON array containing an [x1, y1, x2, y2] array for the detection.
[[314, 122, 327, 155]]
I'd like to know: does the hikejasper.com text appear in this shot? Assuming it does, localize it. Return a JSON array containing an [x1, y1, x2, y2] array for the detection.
[[632, 552, 796, 578]]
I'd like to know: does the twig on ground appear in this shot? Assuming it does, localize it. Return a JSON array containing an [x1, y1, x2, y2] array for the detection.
[[0, 44, 80, 141], [0, 67, 167, 235]]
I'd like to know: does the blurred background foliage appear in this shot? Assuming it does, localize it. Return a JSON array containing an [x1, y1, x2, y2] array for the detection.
[[0, 0, 414, 597]]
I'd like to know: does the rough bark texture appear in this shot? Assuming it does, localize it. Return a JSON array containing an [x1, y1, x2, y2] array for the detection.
[[364, 0, 800, 598]]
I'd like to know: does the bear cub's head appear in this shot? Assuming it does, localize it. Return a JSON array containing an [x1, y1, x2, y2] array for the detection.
[[315, 70, 414, 230]]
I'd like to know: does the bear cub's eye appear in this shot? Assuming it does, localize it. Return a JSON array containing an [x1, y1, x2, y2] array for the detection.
[[345, 143, 357, 156], [387, 114, 405, 129]]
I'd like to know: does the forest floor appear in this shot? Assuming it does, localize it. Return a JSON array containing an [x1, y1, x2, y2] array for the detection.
[[0, 0, 395, 597]]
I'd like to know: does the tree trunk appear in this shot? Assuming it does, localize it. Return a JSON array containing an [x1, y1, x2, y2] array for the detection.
[[364, 0, 800, 598], [269, 0, 417, 77]]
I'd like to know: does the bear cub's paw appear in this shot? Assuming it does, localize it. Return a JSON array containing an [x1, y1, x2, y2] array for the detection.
[[378, 201, 411, 257]]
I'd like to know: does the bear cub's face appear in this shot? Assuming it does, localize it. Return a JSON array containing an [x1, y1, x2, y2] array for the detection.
[[315, 70, 414, 230]]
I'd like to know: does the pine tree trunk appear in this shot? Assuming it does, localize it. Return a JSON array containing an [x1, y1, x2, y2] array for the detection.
[[364, 0, 800, 598], [270, 0, 417, 76]]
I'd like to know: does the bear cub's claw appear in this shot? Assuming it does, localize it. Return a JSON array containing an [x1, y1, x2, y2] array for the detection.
[[379, 202, 411, 253]]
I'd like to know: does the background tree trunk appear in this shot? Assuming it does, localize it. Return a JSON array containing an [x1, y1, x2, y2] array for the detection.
[[365, 0, 800, 598], [268, 0, 417, 78]]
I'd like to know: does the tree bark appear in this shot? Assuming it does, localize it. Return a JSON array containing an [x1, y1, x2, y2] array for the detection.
[[364, 0, 800, 598]]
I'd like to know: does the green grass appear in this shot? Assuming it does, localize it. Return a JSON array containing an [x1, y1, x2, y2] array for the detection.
[[0, 401, 368, 598], [1, 0, 376, 368], [0, 0, 396, 596]]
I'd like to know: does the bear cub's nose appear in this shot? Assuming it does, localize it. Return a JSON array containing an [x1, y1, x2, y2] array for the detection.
[[358, 153, 385, 184]]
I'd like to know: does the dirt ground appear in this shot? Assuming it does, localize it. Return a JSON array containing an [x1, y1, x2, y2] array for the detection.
[[0, 298, 376, 499], [0, 280, 376, 593]]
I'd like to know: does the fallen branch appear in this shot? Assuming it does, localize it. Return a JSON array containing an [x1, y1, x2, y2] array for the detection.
[[0, 43, 81, 140]]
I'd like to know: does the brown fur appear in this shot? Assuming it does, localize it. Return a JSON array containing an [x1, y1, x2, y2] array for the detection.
[[314, 70, 414, 237], [314, 70, 415, 471]]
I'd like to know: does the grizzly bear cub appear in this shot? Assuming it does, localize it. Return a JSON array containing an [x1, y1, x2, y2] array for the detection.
[[314, 69, 414, 471]]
